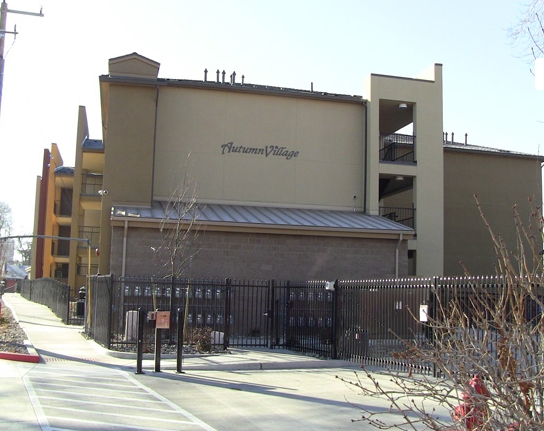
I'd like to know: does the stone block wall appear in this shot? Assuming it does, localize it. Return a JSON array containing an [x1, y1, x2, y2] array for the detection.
[[110, 226, 408, 280]]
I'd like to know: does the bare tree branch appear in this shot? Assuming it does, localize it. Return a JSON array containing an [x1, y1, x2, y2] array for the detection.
[[341, 196, 544, 429]]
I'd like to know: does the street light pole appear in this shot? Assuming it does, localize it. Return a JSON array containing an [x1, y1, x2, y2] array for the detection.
[[0, 1, 43, 118]]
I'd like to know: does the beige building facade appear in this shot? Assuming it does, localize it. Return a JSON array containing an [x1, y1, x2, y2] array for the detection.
[[32, 53, 542, 294]]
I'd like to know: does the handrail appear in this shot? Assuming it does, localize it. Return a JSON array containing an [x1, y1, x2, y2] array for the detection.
[[379, 133, 416, 163], [379, 206, 415, 229]]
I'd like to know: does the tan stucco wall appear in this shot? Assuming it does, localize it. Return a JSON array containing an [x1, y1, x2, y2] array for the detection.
[[98, 84, 157, 273], [444, 149, 543, 275], [364, 64, 444, 276], [109, 55, 160, 79], [153, 88, 366, 210]]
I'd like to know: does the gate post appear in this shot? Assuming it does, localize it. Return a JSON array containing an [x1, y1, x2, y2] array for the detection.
[[154, 308, 161, 373], [267, 280, 274, 349], [285, 281, 292, 348], [176, 307, 184, 373], [224, 278, 232, 350], [331, 279, 339, 359], [135, 307, 145, 374], [432, 276, 439, 378]]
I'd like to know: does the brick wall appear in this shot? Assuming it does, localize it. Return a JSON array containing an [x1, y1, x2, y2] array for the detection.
[[111, 226, 408, 280]]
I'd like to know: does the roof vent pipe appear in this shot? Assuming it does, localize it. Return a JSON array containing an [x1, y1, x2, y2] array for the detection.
[[242, 75, 245, 85], [452, 132, 454, 144], [222, 70, 226, 84], [204, 68, 208, 82], [465, 133, 468, 145], [311, 82, 314, 92], [216, 69, 220, 83], [231, 71, 236, 85]]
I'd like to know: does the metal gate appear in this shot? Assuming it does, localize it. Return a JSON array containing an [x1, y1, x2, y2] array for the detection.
[[271, 280, 336, 357]]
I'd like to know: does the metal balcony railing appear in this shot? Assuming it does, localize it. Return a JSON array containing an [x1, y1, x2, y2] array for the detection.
[[379, 206, 415, 229], [379, 133, 415, 163], [81, 173, 103, 195]]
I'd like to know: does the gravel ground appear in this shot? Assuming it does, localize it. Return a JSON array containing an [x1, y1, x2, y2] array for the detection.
[[0, 297, 29, 354]]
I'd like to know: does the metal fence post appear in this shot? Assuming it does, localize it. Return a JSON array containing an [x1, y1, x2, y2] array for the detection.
[[331, 279, 339, 359], [267, 279, 274, 349], [176, 307, 184, 373], [154, 308, 161, 372], [224, 278, 232, 350], [135, 307, 145, 374]]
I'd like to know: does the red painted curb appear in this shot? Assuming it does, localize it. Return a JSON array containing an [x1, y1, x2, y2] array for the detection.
[[0, 351, 40, 363]]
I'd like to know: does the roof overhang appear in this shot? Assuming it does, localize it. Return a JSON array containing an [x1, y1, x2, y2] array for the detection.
[[110, 203, 414, 240]]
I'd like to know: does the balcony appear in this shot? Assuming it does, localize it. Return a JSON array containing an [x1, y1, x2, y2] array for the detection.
[[80, 173, 103, 210], [379, 206, 415, 229], [81, 173, 103, 195], [379, 133, 415, 163]]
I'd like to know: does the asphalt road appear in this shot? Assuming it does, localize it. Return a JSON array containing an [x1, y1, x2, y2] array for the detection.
[[11, 360, 375, 431]]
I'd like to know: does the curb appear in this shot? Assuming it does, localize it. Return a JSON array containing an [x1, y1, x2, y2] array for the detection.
[[0, 340, 40, 363], [1, 298, 41, 363]]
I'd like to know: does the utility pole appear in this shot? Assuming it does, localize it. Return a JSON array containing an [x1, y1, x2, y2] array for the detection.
[[0, 1, 43, 118]]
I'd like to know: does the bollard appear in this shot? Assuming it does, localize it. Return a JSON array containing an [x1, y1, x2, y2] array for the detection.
[[154, 309, 161, 373], [135, 308, 145, 374], [176, 308, 184, 373]]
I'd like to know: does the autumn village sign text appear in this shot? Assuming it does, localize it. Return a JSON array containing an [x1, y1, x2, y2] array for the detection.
[[221, 142, 299, 160]]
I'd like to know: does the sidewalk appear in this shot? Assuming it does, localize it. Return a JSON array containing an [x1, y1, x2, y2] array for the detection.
[[0, 293, 416, 431], [1, 292, 357, 371]]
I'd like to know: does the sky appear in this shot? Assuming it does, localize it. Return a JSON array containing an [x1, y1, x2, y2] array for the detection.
[[0, 0, 542, 235]]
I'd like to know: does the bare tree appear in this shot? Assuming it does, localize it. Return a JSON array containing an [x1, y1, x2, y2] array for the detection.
[[16, 238, 31, 265], [509, 0, 544, 62], [152, 158, 201, 338], [156, 172, 201, 280], [0, 202, 12, 277], [338, 196, 544, 430]]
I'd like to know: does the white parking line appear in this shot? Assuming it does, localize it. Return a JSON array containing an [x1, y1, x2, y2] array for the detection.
[[24, 366, 219, 431]]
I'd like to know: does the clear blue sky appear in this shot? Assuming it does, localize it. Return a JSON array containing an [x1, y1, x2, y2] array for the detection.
[[0, 0, 541, 235]]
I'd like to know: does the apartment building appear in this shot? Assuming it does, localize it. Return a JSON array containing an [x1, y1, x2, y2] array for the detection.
[[32, 53, 542, 295]]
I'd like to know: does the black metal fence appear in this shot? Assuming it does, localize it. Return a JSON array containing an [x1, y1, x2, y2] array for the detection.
[[84, 275, 437, 372], [17, 278, 85, 325], [20, 274, 541, 375]]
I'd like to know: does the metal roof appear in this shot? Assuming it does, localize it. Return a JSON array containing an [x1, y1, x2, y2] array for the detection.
[[112, 202, 413, 234], [82, 138, 104, 151], [444, 141, 542, 159]]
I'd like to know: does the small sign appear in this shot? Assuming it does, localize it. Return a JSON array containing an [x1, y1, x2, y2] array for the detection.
[[419, 304, 429, 322], [156, 311, 170, 329]]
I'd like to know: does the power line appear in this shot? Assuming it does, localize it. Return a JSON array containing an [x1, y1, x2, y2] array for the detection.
[[0, 1, 44, 119]]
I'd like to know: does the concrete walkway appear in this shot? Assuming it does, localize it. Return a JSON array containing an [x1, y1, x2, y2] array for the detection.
[[1, 292, 356, 371], [1, 293, 372, 431]]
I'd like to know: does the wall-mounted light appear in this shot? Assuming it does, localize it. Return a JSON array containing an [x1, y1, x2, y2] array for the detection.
[[98, 189, 109, 195], [395, 176, 404, 181], [398, 103, 408, 109]]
